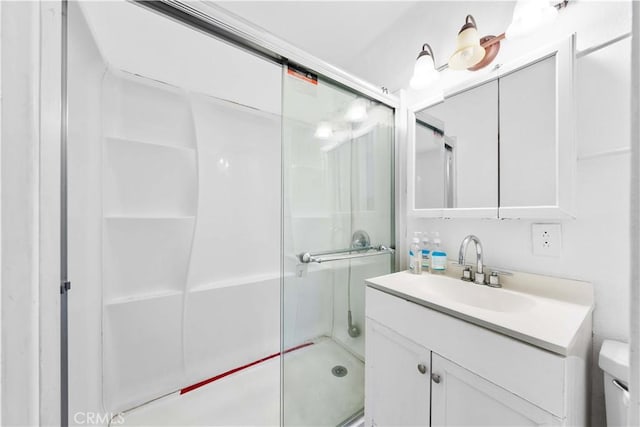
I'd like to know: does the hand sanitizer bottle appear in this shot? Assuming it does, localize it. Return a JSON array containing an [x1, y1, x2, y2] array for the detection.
[[409, 232, 422, 274], [430, 232, 447, 274], [421, 232, 431, 272]]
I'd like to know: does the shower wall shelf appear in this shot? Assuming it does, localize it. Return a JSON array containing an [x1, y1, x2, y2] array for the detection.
[[105, 289, 184, 306], [101, 68, 199, 410], [104, 136, 197, 151], [103, 215, 196, 220], [190, 272, 282, 293], [100, 62, 284, 412], [103, 136, 197, 217]]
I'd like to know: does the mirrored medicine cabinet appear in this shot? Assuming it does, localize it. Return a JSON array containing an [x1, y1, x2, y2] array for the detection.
[[408, 35, 576, 219]]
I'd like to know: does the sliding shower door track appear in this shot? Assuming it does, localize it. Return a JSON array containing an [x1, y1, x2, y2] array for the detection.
[[337, 408, 365, 427], [131, 0, 399, 109]]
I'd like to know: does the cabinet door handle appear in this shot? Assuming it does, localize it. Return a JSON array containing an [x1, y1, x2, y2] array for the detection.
[[417, 364, 427, 374], [431, 373, 441, 384]]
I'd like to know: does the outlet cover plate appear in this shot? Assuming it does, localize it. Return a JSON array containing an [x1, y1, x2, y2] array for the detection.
[[532, 223, 562, 257]]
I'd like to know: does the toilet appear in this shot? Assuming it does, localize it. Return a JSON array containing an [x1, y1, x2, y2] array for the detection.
[[599, 340, 630, 426]]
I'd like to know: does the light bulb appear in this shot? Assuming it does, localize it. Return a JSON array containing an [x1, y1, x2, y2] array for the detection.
[[409, 44, 440, 90], [458, 46, 476, 61], [506, 0, 557, 39]]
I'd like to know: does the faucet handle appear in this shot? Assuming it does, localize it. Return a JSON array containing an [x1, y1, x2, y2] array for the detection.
[[461, 267, 473, 282], [488, 268, 513, 277], [487, 271, 503, 288]]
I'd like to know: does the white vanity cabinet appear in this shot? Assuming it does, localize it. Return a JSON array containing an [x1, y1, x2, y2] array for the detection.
[[430, 353, 559, 426], [365, 280, 591, 427], [365, 321, 431, 426]]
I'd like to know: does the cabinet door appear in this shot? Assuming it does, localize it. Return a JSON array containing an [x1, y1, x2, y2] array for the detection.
[[499, 55, 556, 209], [498, 35, 575, 218], [430, 353, 561, 426], [365, 320, 430, 427], [414, 79, 499, 217]]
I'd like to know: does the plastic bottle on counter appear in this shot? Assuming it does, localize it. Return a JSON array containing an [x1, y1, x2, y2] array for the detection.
[[409, 232, 423, 274], [421, 232, 431, 273], [430, 232, 447, 274]]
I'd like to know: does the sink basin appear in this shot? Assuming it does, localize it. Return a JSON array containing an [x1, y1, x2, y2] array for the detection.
[[423, 275, 536, 313], [366, 269, 594, 355]]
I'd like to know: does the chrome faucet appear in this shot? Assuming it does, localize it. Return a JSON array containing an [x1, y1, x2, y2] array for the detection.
[[458, 235, 485, 285]]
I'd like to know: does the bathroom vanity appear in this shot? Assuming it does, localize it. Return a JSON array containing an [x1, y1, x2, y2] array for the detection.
[[364, 268, 593, 426]]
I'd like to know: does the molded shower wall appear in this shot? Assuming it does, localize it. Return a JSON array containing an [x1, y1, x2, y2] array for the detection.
[[67, 1, 332, 419]]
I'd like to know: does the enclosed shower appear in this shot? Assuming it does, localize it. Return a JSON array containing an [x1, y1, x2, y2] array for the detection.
[[66, 1, 395, 425]]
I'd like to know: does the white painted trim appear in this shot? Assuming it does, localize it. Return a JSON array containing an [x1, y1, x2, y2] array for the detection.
[[1, 3, 63, 425], [406, 110, 443, 219], [394, 91, 408, 270], [39, 2, 63, 424], [0, 2, 3, 423], [442, 208, 499, 219], [576, 31, 632, 58], [629, 1, 640, 425], [578, 147, 631, 161], [498, 206, 575, 220]]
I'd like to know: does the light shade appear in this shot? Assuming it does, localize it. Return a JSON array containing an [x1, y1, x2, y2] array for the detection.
[[506, 0, 558, 39], [449, 15, 486, 70], [314, 121, 333, 139], [410, 43, 440, 90]]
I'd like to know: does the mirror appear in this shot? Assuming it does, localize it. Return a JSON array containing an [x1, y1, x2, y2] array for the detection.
[[499, 55, 557, 208], [414, 119, 445, 209], [408, 35, 575, 219], [414, 79, 498, 214]]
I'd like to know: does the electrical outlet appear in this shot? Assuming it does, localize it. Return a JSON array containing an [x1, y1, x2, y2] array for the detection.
[[532, 223, 562, 257]]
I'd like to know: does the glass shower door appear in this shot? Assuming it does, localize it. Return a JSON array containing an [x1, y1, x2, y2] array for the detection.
[[281, 66, 395, 425]]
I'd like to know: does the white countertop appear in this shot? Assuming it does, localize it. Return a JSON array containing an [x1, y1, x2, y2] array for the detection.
[[366, 268, 594, 356]]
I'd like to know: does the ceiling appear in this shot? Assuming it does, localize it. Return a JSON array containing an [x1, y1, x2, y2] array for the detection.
[[215, 1, 517, 92]]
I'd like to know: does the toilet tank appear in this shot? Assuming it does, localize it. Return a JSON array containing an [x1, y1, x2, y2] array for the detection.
[[598, 340, 629, 427]]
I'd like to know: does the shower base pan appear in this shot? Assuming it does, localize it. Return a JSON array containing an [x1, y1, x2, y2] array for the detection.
[[120, 337, 364, 426]]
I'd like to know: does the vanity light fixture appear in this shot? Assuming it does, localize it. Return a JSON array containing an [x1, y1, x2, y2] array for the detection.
[[410, 43, 440, 90], [468, 35, 502, 71], [448, 15, 486, 70], [408, 1, 569, 89], [314, 121, 333, 139]]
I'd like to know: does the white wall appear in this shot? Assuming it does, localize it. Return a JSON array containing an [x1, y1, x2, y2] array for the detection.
[[1, 3, 40, 425], [1, 2, 63, 425], [406, 4, 632, 423]]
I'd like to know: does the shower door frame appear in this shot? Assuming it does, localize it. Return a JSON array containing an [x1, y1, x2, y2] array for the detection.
[[47, 1, 405, 425]]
